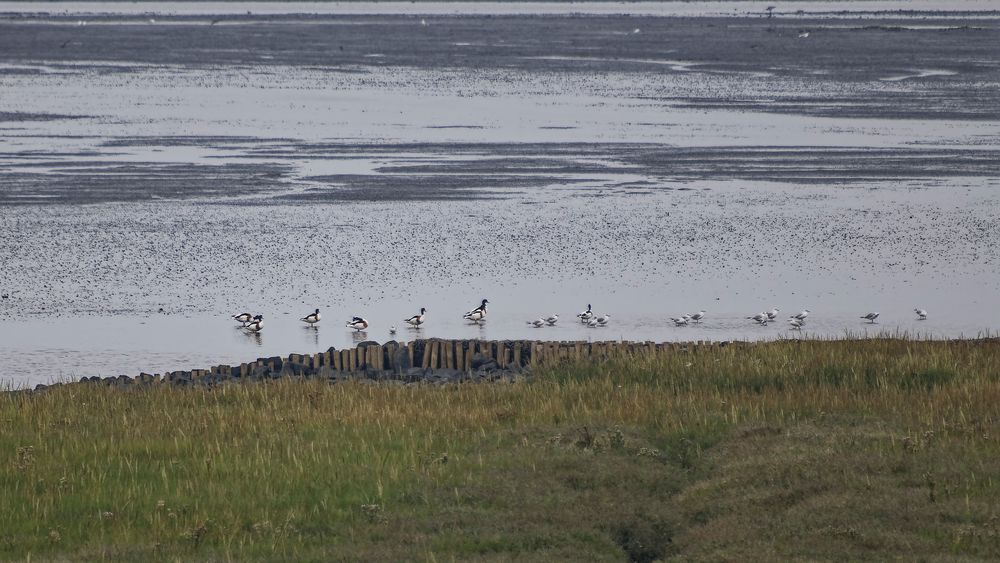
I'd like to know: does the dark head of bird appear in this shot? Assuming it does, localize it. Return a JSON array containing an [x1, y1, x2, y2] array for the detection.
[[421, 307, 426, 314], [482, 299, 489, 306], [314, 308, 319, 314]]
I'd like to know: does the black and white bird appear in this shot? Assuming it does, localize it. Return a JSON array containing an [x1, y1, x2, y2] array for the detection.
[[233, 312, 253, 325], [404, 307, 427, 328], [389, 326, 397, 336], [748, 312, 768, 324], [689, 311, 705, 323], [577, 304, 593, 322], [671, 316, 689, 326], [301, 308, 321, 325], [545, 314, 559, 326], [244, 314, 264, 332], [789, 318, 804, 330], [791, 309, 810, 321], [861, 312, 880, 323], [596, 314, 611, 326], [463, 299, 489, 323], [915, 308, 928, 320], [346, 317, 369, 331], [767, 308, 780, 320], [586, 317, 599, 328], [527, 318, 545, 328]]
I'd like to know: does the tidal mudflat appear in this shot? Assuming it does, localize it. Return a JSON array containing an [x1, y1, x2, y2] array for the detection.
[[1, 2, 999, 386]]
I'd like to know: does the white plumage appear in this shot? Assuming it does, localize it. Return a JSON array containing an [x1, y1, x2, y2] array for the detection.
[[346, 316, 369, 331], [244, 314, 264, 332], [405, 307, 427, 327], [301, 308, 321, 325], [463, 299, 489, 323], [545, 314, 559, 326], [915, 308, 928, 320]]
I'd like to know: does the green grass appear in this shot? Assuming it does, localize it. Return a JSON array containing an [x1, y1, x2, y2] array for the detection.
[[2, 338, 1000, 561]]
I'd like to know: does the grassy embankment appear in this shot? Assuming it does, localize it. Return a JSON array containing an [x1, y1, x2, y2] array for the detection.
[[2, 338, 1000, 561]]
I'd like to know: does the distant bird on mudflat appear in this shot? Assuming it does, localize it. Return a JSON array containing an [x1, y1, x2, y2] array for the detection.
[[389, 326, 397, 336], [748, 312, 767, 324], [527, 319, 545, 328], [244, 315, 264, 332], [798, 30, 810, 38], [861, 312, 880, 323], [545, 314, 559, 326], [577, 304, 593, 322], [463, 299, 488, 323], [791, 310, 810, 321], [404, 307, 427, 328], [767, 308, 780, 320], [789, 319, 804, 330], [301, 308, 321, 325], [587, 317, 599, 328], [689, 311, 705, 323], [596, 314, 611, 326], [347, 317, 369, 331], [671, 316, 689, 326], [915, 308, 928, 320], [233, 312, 253, 325]]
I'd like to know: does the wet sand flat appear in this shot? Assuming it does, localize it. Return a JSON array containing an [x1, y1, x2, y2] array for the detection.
[[1, 3, 998, 385]]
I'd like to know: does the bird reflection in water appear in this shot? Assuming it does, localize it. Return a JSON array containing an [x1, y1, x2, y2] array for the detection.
[[244, 330, 263, 347], [303, 325, 319, 347], [351, 331, 368, 343]]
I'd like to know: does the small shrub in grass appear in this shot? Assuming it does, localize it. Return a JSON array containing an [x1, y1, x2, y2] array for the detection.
[[899, 368, 956, 391]]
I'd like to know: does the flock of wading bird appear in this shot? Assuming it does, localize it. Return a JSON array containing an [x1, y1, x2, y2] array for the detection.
[[231, 300, 930, 334]]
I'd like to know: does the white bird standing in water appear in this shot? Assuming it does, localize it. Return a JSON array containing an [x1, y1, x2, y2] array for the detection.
[[244, 314, 264, 332], [767, 308, 780, 320], [233, 312, 253, 325], [596, 314, 611, 326], [791, 309, 810, 320], [463, 299, 488, 323], [915, 308, 928, 320], [527, 319, 545, 328], [301, 308, 321, 325], [689, 311, 705, 323], [748, 312, 767, 324], [671, 316, 689, 326], [404, 307, 427, 328], [545, 314, 559, 326], [346, 317, 369, 331]]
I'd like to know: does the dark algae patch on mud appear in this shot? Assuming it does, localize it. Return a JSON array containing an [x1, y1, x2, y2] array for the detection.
[[3, 339, 1000, 560]]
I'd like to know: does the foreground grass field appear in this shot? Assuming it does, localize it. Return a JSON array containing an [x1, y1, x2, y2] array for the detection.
[[2, 338, 1000, 561]]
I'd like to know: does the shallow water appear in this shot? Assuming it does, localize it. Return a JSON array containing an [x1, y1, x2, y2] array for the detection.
[[1, 4, 998, 386]]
